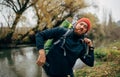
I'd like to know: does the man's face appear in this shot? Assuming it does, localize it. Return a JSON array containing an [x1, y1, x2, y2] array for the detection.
[[74, 21, 88, 35]]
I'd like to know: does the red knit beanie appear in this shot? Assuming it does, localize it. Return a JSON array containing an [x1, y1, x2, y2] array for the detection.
[[76, 18, 91, 32]]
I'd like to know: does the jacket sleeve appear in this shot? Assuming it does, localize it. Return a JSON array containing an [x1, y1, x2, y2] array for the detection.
[[35, 27, 65, 50], [79, 46, 94, 67]]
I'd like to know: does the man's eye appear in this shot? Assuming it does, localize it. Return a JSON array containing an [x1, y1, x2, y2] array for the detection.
[[80, 23, 87, 28], [84, 25, 88, 29]]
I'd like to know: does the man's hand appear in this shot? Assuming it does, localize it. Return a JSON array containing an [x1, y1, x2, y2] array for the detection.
[[84, 38, 93, 47], [36, 49, 46, 66]]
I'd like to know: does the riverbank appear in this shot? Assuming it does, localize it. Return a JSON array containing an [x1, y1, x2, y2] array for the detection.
[[74, 41, 120, 77], [0, 44, 36, 49], [75, 61, 120, 77]]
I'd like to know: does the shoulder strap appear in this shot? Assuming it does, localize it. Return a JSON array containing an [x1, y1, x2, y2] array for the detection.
[[62, 29, 71, 37], [53, 29, 72, 45], [53, 29, 72, 56]]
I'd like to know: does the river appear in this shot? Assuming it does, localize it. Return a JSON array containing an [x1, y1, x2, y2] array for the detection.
[[0, 46, 87, 77], [0, 46, 41, 77]]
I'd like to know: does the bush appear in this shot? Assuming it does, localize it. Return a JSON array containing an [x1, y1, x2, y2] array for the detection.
[[95, 45, 120, 61], [94, 47, 108, 61]]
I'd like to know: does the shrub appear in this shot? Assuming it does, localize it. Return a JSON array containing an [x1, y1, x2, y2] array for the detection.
[[94, 47, 108, 61]]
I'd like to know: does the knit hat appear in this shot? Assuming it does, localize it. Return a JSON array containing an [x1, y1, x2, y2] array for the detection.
[[76, 18, 91, 32]]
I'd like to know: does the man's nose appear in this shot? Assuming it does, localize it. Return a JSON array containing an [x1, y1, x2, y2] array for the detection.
[[80, 25, 84, 28]]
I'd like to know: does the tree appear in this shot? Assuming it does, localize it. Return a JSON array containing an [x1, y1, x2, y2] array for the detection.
[[0, 0, 38, 43], [0, 0, 97, 45], [37, 0, 87, 29], [17, 0, 89, 44]]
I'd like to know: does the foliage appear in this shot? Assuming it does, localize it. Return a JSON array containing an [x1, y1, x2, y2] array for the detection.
[[94, 47, 108, 61], [0, 0, 119, 47], [22, 36, 31, 44], [75, 41, 120, 77], [75, 62, 120, 77], [36, 0, 88, 29], [0, 0, 91, 44], [0, 0, 38, 43], [94, 42, 120, 61]]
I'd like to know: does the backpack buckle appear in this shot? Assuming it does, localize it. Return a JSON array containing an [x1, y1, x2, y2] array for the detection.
[[67, 75, 70, 77]]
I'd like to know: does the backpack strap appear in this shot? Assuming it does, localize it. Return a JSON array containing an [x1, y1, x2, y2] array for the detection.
[[53, 29, 71, 45], [63, 29, 71, 37], [53, 29, 72, 56]]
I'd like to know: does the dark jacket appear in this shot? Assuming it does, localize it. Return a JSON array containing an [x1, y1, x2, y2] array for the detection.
[[36, 27, 94, 76]]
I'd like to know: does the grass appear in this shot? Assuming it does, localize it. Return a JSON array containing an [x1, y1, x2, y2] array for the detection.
[[75, 61, 120, 77], [74, 41, 120, 77]]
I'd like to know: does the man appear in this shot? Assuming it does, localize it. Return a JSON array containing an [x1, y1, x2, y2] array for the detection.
[[36, 17, 94, 77]]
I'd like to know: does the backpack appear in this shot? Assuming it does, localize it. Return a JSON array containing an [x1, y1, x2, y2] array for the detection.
[[44, 19, 72, 55], [44, 29, 72, 55]]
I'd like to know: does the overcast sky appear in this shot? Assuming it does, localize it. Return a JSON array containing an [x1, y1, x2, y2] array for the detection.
[[97, 0, 120, 22]]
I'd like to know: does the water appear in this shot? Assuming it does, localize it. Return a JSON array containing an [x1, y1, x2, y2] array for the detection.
[[0, 46, 89, 77], [0, 46, 41, 77]]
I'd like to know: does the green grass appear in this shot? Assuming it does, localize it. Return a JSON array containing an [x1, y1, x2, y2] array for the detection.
[[74, 41, 120, 77]]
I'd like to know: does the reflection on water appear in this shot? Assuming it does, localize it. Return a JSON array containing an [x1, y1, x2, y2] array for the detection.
[[0, 46, 41, 77]]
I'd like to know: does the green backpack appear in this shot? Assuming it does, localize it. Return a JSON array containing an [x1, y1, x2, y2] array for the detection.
[[44, 20, 72, 54]]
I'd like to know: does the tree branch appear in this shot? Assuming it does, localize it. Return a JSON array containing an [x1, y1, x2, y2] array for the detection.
[[0, 12, 11, 29], [9, 0, 19, 11], [17, 0, 22, 9], [12, 7, 17, 13], [0, 3, 11, 8], [5, 0, 13, 8], [18, 0, 29, 13], [3, 0, 18, 13], [22, 0, 29, 9], [21, 0, 25, 6], [26, 0, 38, 9]]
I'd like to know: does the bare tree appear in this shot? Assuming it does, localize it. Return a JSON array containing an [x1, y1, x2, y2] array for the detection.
[[0, 8, 12, 29], [0, 0, 38, 43]]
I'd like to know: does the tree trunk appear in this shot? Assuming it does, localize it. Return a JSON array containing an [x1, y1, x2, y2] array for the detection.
[[11, 13, 22, 31], [1, 13, 22, 44]]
